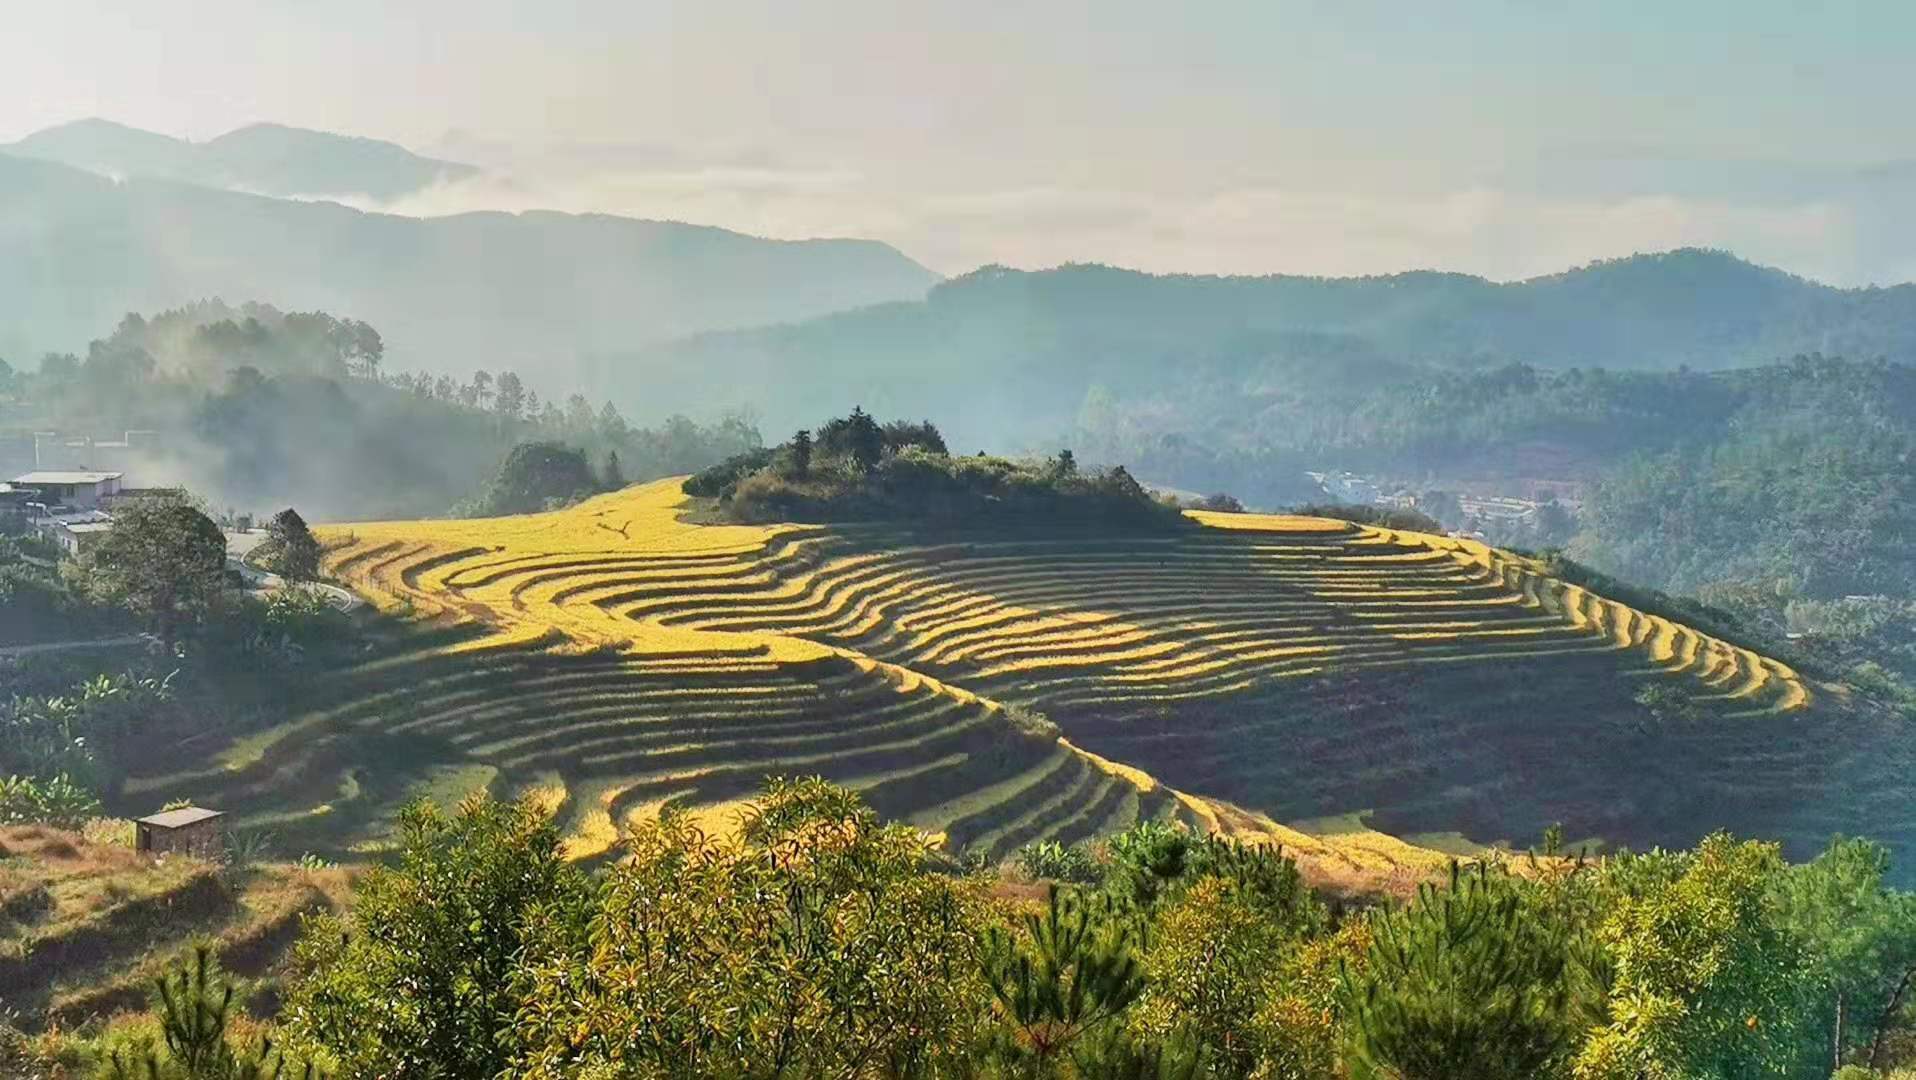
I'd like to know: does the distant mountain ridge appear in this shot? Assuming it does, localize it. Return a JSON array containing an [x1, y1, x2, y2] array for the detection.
[[6, 118, 476, 201], [0, 151, 941, 381], [603, 250, 1916, 451]]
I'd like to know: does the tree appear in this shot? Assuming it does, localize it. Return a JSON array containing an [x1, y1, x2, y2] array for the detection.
[[817, 406, 885, 471], [461, 367, 494, 409], [1053, 448, 1078, 477], [260, 508, 321, 581], [601, 449, 625, 490], [110, 945, 318, 1079], [1197, 493, 1244, 513], [1340, 862, 1582, 1080], [597, 400, 630, 442], [514, 778, 983, 1079], [1133, 876, 1291, 1075], [1574, 834, 1811, 1079], [284, 795, 579, 1080], [882, 419, 948, 455], [73, 494, 226, 645], [1772, 836, 1916, 1072], [979, 884, 1149, 1072], [471, 442, 599, 515], [789, 428, 814, 479], [493, 370, 527, 420]]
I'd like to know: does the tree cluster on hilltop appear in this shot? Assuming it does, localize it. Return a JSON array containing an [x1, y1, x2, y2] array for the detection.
[[686, 407, 1184, 531]]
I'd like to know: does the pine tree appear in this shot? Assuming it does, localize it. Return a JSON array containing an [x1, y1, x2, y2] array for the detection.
[[1339, 862, 1579, 1080], [846, 406, 883, 471], [110, 945, 323, 1079], [790, 429, 813, 479], [980, 885, 1147, 1069]]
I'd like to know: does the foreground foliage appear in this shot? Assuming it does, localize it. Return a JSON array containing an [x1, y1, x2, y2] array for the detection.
[[255, 781, 1916, 1079]]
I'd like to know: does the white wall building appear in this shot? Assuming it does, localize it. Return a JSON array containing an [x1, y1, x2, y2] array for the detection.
[[10, 470, 125, 509]]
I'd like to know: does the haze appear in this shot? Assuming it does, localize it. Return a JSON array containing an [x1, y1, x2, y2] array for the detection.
[[5, 0, 1915, 284]]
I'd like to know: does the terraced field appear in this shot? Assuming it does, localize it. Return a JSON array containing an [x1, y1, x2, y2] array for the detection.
[[120, 479, 1916, 884]]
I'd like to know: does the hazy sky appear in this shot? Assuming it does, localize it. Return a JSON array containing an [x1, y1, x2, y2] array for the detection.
[[6, 0, 1915, 283]]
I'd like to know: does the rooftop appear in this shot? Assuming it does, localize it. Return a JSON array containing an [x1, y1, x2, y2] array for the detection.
[[11, 471, 124, 486], [136, 806, 224, 829], [30, 509, 113, 526]]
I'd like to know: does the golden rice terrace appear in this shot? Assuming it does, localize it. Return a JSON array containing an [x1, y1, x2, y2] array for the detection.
[[131, 480, 1916, 887]]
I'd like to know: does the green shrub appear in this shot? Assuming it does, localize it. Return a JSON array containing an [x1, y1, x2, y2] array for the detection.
[[1017, 840, 1104, 885], [0, 773, 101, 828]]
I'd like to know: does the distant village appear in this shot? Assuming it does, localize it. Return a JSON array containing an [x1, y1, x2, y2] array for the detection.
[[1308, 469, 1584, 542]]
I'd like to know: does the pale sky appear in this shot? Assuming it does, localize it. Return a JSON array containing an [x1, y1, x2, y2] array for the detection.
[[5, 0, 1915, 283]]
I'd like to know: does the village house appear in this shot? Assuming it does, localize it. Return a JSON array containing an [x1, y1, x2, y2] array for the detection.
[[10, 470, 125, 509], [10, 471, 127, 555]]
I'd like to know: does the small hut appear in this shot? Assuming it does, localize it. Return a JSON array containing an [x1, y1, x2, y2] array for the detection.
[[135, 806, 226, 859]]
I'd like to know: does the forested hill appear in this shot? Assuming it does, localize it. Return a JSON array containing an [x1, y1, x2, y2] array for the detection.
[[604, 251, 1916, 451], [0, 152, 939, 383]]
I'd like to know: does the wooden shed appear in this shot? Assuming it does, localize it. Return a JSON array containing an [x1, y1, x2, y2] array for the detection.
[[135, 806, 226, 859]]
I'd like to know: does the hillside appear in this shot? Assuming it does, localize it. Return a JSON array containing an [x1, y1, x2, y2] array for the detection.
[[110, 479, 1916, 888], [6, 118, 477, 201], [0, 153, 939, 380], [0, 824, 349, 1029], [606, 253, 1916, 453]]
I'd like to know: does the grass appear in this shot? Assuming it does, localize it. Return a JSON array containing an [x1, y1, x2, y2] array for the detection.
[[0, 824, 351, 1031]]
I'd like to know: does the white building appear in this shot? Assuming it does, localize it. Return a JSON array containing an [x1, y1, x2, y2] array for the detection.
[[10, 470, 125, 510], [26, 508, 113, 555]]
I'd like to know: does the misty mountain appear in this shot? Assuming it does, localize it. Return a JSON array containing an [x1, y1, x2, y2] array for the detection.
[[0, 152, 940, 384], [6, 118, 477, 201], [602, 251, 1916, 453]]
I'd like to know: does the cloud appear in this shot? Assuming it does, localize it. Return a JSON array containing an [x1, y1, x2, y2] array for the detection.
[[301, 142, 1902, 287]]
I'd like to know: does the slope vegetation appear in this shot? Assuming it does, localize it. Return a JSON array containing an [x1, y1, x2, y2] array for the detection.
[[119, 479, 1916, 887]]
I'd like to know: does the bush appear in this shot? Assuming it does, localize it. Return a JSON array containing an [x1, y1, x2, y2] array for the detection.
[[1194, 493, 1245, 513], [1017, 840, 1104, 885], [1284, 502, 1444, 533], [0, 773, 101, 827]]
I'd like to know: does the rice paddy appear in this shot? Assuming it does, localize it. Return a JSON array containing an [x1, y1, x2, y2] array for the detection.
[[119, 478, 1910, 886]]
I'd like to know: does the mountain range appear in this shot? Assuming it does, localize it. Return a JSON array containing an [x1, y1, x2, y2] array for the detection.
[[5, 118, 476, 201], [603, 252, 1916, 452], [0, 146, 940, 383], [8, 118, 1916, 456]]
